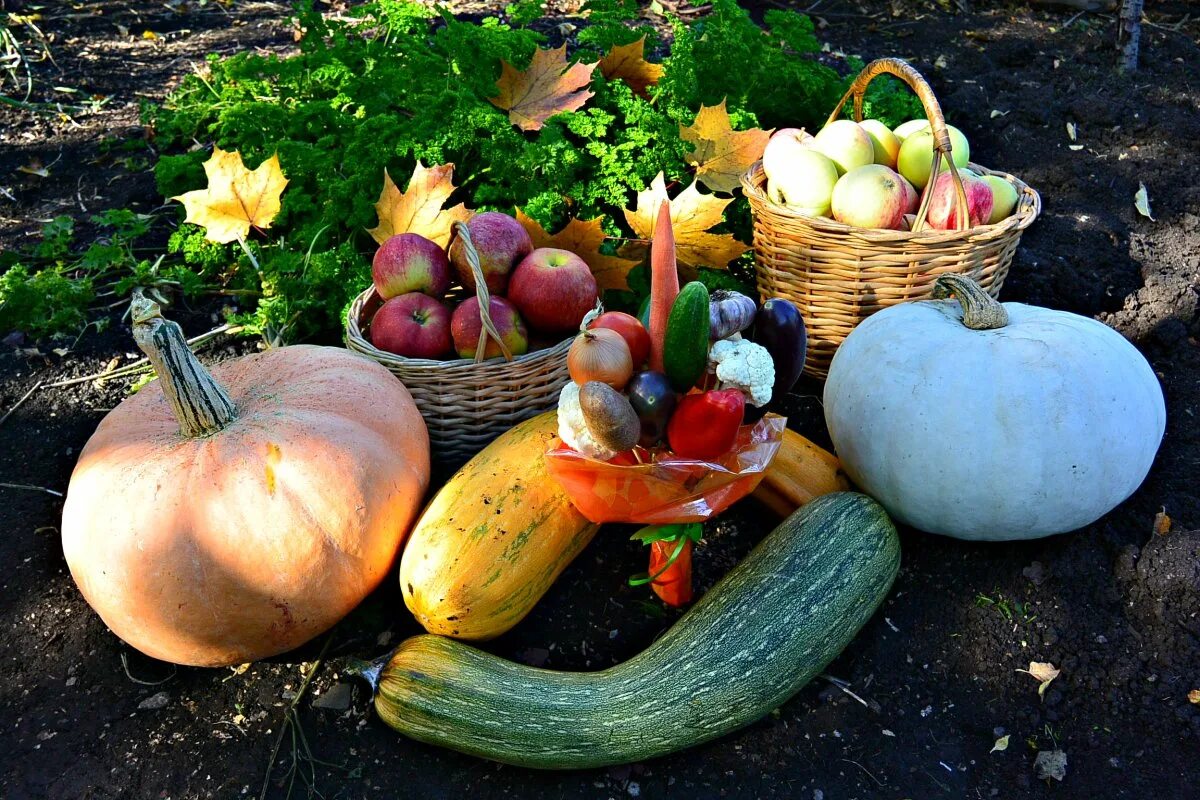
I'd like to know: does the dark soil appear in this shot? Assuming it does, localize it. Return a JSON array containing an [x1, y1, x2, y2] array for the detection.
[[2, 1, 1198, 798]]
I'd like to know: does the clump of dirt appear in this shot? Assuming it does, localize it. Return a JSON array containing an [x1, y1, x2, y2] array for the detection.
[[1118, 529, 1200, 668]]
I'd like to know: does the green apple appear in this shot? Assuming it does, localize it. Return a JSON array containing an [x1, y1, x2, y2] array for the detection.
[[811, 120, 874, 175], [896, 124, 970, 189], [892, 118, 931, 141], [859, 119, 901, 168], [982, 174, 1019, 223], [766, 148, 839, 216]]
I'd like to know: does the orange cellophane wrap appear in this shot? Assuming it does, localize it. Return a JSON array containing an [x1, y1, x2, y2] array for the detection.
[[545, 415, 787, 524]]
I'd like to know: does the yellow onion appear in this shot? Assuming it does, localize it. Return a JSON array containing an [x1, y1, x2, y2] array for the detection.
[[568, 328, 632, 389]]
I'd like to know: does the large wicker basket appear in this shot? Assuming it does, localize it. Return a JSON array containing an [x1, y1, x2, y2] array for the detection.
[[346, 222, 570, 465], [742, 58, 1041, 378]]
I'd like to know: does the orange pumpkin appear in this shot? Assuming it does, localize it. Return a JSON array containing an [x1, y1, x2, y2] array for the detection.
[[61, 294, 430, 667]]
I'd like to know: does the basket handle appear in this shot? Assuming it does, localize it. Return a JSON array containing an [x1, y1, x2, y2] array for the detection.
[[826, 58, 970, 233], [450, 220, 515, 363]]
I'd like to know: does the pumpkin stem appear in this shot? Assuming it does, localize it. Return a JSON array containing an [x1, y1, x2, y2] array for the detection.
[[130, 291, 238, 438], [931, 274, 1009, 330]]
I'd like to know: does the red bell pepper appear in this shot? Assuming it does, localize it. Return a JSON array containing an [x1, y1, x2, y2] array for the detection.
[[649, 537, 693, 606], [666, 388, 745, 460]]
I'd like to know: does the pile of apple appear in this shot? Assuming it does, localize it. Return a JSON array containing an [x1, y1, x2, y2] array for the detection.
[[369, 212, 599, 360], [763, 118, 1020, 231]]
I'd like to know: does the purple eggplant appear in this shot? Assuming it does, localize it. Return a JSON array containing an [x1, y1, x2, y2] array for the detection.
[[626, 370, 677, 447], [744, 298, 807, 421]]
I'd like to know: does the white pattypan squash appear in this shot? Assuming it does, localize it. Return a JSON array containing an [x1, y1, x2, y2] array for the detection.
[[824, 275, 1166, 541]]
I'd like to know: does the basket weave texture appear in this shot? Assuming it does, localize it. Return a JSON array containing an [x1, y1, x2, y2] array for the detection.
[[345, 223, 570, 465], [742, 58, 1041, 378]]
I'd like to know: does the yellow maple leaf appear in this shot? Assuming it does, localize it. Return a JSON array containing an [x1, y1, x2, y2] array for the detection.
[[598, 36, 663, 98], [366, 161, 472, 248], [1017, 661, 1061, 699], [680, 100, 773, 194], [489, 45, 597, 132], [515, 210, 640, 292], [622, 172, 749, 280], [171, 147, 288, 244]]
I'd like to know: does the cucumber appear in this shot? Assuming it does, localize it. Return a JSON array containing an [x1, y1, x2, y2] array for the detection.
[[662, 281, 710, 392], [360, 492, 900, 769]]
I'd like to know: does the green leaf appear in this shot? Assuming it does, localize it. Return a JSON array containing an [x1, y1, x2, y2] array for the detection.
[[1134, 182, 1154, 221], [629, 522, 702, 545]]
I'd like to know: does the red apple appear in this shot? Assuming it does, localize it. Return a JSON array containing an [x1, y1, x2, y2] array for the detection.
[[451, 296, 529, 360], [507, 248, 598, 334], [372, 233, 450, 299], [926, 169, 995, 230], [448, 211, 533, 295], [830, 165, 908, 230], [588, 311, 651, 369], [899, 174, 919, 214], [370, 292, 452, 359]]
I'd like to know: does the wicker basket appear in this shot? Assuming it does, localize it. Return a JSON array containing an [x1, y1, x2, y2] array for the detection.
[[742, 58, 1041, 378], [346, 221, 571, 465]]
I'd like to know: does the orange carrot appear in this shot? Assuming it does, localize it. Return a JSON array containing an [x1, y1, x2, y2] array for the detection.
[[648, 200, 679, 372]]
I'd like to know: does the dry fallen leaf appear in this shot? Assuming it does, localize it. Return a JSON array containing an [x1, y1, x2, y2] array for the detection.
[[991, 734, 1010, 753], [16, 161, 49, 177], [490, 45, 597, 132], [680, 100, 772, 194], [366, 161, 472, 248], [221, 662, 252, 683], [515, 210, 639, 292], [1153, 508, 1172, 535], [1017, 661, 1061, 699], [171, 146, 288, 244], [622, 172, 750, 279], [1034, 749, 1068, 782], [1066, 121, 1078, 142], [598, 36, 663, 98], [1134, 182, 1155, 221]]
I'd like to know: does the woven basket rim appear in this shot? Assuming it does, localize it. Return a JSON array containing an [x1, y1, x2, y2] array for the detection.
[[741, 161, 1042, 244], [344, 286, 573, 372]]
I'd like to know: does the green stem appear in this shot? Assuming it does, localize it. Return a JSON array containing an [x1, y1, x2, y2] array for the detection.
[[237, 236, 263, 275], [130, 291, 237, 437], [629, 536, 689, 587], [931, 274, 1009, 331], [343, 654, 390, 694]]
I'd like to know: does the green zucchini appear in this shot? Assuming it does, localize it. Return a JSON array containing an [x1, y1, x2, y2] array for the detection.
[[358, 492, 900, 769], [662, 281, 710, 392]]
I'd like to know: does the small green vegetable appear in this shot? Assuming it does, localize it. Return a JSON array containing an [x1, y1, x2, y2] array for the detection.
[[662, 281, 711, 392]]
